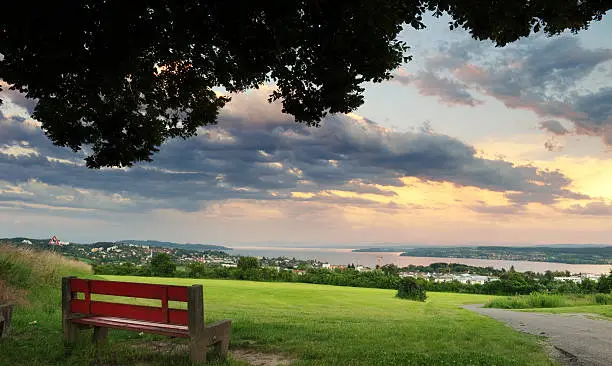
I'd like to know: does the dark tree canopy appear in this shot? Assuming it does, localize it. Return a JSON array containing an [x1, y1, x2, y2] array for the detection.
[[151, 252, 176, 277], [237, 256, 260, 270], [1, 1, 609, 168]]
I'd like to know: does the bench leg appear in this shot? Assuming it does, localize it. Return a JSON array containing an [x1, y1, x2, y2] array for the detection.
[[92, 326, 108, 343], [63, 320, 80, 343], [216, 321, 231, 358], [189, 337, 207, 364]]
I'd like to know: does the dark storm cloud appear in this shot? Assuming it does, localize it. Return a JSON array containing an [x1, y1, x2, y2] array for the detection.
[[403, 36, 612, 143], [573, 88, 612, 125], [0, 86, 589, 213], [539, 120, 570, 135], [395, 72, 481, 106]]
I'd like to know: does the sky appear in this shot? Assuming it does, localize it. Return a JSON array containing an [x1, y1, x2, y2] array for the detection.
[[2, 13, 612, 247]]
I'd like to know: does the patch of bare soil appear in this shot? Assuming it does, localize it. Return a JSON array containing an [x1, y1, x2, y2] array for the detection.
[[129, 341, 295, 365], [130, 340, 188, 355], [231, 348, 294, 366]]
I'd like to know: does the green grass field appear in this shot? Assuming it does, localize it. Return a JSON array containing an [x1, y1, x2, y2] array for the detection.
[[1, 246, 559, 365], [92, 275, 556, 366]]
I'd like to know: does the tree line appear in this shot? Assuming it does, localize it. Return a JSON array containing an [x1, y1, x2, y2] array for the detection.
[[93, 254, 612, 296]]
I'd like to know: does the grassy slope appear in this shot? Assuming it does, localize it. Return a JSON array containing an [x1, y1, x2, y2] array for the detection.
[[0, 244, 557, 366], [99, 276, 556, 366], [0, 246, 97, 365]]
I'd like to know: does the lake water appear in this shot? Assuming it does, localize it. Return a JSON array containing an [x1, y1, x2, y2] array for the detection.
[[230, 247, 612, 275]]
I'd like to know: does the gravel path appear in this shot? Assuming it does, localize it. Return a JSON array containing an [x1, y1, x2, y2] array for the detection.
[[463, 304, 612, 366]]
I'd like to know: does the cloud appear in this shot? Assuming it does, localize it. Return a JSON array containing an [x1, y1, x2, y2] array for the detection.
[[0, 87, 588, 214], [562, 201, 612, 216], [395, 71, 482, 106], [0, 81, 38, 115], [468, 203, 525, 215], [539, 120, 570, 135], [402, 36, 612, 145]]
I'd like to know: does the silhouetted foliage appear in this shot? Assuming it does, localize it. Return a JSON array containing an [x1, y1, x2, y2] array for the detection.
[[1, 2, 608, 168]]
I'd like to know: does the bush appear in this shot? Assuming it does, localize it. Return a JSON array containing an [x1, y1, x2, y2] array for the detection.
[[397, 277, 427, 302]]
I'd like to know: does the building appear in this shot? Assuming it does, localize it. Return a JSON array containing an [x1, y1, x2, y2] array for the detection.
[[433, 273, 498, 284], [329, 264, 347, 271], [456, 274, 492, 285], [554, 276, 583, 283]]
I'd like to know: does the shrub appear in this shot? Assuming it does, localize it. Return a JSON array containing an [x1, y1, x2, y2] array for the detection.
[[397, 277, 427, 302]]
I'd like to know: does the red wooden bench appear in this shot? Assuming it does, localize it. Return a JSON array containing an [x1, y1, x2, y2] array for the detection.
[[62, 276, 231, 363]]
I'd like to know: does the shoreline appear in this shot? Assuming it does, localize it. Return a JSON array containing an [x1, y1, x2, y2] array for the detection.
[[230, 248, 612, 275]]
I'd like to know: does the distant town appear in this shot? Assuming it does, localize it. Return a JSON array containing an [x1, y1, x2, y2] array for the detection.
[[3, 236, 607, 285]]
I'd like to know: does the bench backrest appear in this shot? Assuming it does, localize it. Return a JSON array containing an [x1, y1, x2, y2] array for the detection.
[[66, 278, 200, 326]]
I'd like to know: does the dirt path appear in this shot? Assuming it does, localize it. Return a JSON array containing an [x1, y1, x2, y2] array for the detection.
[[463, 304, 612, 366]]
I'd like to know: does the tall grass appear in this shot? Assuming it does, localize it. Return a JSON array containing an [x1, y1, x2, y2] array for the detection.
[[594, 293, 612, 305], [0, 244, 92, 308], [0, 244, 91, 287], [485, 292, 612, 309]]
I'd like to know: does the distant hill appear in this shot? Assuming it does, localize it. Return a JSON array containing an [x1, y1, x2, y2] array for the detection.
[[1, 237, 231, 252], [0, 237, 57, 246], [116, 239, 231, 252], [396, 245, 612, 264], [353, 244, 611, 252]]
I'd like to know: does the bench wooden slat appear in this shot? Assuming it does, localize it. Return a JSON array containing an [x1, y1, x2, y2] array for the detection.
[[70, 300, 189, 325], [72, 316, 189, 338], [169, 308, 188, 326], [69, 278, 188, 301], [70, 299, 88, 314], [63, 277, 230, 363]]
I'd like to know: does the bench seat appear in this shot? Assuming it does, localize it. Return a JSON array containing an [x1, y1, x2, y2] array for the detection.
[[63, 277, 232, 363], [72, 316, 189, 338]]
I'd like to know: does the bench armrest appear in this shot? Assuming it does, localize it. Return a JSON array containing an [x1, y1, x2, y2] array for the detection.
[[203, 319, 232, 344]]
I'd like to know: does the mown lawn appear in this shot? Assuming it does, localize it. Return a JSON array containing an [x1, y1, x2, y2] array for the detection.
[[94, 276, 557, 366], [0, 245, 558, 366]]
